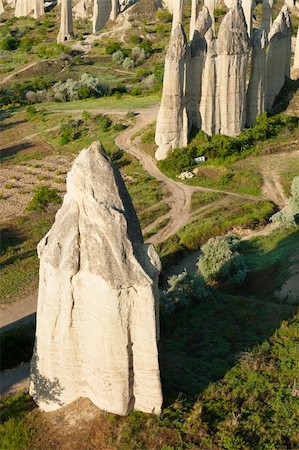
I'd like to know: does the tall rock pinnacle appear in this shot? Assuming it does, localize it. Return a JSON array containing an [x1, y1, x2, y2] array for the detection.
[[93, 0, 111, 33], [155, 24, 189, 160], [57, 0, 74, 43], [30, 142, 163, 415], [216, 0, 250, 136]]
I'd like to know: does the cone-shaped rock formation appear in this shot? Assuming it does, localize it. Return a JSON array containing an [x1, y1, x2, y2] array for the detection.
[[30, 141, 163, 415], [57, 0, 73, 43], [15, 0, 34, 16], [155, 24, 189, 160], [216, 0, 250, 135]]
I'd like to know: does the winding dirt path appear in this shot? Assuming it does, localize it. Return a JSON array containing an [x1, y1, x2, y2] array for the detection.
[[0, 62, 39, 86]]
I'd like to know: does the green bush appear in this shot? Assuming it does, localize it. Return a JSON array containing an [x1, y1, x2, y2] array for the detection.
[[271, 176, 299, 227], [197, 235, 248, 284], [156, 9, 173, 23], [105, 41, 121, 55], [0, 35, 20, 50], [26, 185, 61, 212], [130, 34, 142, 44]]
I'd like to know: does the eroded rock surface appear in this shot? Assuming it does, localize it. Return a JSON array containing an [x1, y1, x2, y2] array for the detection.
[[216, 1, 250, 135], [266, 5, 291, 111], [30, 142, 163, 416], [246, 28, 268, 125], [155, 24, 189, 160], [93, 0, 112, 32], [57, 0, 74, 43]]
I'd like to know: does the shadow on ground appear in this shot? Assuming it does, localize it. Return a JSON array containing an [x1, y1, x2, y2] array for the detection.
[[159, 231, 298, 405]]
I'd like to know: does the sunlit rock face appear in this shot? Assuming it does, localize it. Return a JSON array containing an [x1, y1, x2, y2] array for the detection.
[[292, 28, 299, 78], [246, 28, 268, 126], [15, 0, 34, 16], [73, 0, 93, 19], [266, 5, 292, 111], [216, 1, 250, 136], [155, 24, 190, 160], [30, 142, 162, 416], [57, 0, 74, 43]]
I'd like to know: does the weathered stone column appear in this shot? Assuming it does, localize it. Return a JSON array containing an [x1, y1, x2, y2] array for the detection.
[[15, 0, 34, 17], [34, 0, 44, 18], [57, 0, 74, 43], [241, 0, 255, 37], [93, 0, 112, 33], [155, 24, 189, 160], [200, 28, 219, 135], [246, 28, 268, 126], [171, 0, 184, 34], [292, 27, 299, 75], [73, 0, 93, 20], [110, 0, 119, 21], [190, 0, 200, 40], [266, 5, 291, 111], [186, 6, 212, 131], [0, 0, 4, 14], [216, 0, 250, 136], [30, 141, 163, 416]]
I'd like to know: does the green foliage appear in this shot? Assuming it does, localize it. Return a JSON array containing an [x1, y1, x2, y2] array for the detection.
[[0, 393, 35, 450], [271, 176, 299, 227], [197, 235, 248, 284], [26, 185, 61, 212], [34, 43, 70, 59], [130, 34, 142, 44], [187, 314, 299, 449], [156, 9, 173, 23], [0, 35, 20, 51], [105, 41, 122, 55], [160, 271, 208, 315]]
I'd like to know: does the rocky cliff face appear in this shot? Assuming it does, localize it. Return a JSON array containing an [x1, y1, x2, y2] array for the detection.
[[30, 142, 163, 415], [155, 24, 189, 160]]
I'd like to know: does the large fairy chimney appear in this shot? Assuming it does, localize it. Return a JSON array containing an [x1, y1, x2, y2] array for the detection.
[[57, 0, 74, 43], [216, 0, 251, 136], [155, 24, 189, 160], [30, 142, 163, 416]]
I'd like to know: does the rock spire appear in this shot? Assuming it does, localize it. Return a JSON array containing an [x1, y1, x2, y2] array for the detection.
[[15, 0, 34, 17], [216, 0, 250, 135], [171, 0, 184, 34], [0, 0, 4, 14], [266, 5, 291, 111], [190, 0, 200, 39], [30, 141, 163, 415], [292, 27, 299, 77], [155, 24, 189, 160], [246, 28, 268, 126], [57, 0, 73, 43]]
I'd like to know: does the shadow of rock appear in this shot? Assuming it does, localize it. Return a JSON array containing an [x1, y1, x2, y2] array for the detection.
[[30, 343, 64, 407]]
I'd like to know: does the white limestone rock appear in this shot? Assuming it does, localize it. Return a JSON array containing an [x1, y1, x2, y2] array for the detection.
[[216, 1, 250, 136], [15, 0, 34, 16], [171, 0, 184, 34], [110, 0, 119, 21], [57, 0, 73, 42], [292, 27, 299, 73], [93, 0, 111, 33], [155, 24, 189, 160], [246, 28, 268, 126], [0, 0, 4, 14], [186, 6, 212, 131], [73, 0, 93, 19], [266, 5, 291, 111], [30, 141, 163, 415], [33, 0, 44, 18], [241, 0, 254, 37], [190, 0, 200, 39], [200, 28, 219, 135]]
